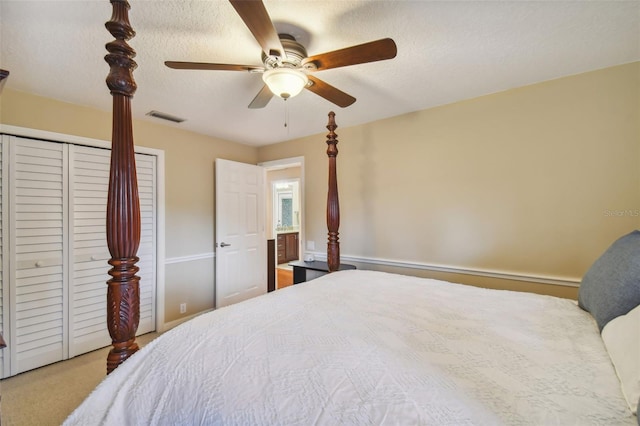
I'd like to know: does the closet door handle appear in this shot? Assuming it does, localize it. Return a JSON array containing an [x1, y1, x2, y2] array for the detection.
[[219, 242, 231, 247]]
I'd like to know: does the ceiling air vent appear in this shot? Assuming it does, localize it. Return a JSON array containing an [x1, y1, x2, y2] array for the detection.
[[146, 110, 185, 123]]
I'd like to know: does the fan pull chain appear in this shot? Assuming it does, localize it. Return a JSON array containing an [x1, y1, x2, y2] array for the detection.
[[283, 99, 290, 137]]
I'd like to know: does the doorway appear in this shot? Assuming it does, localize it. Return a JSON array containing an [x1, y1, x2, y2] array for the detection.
[[274, 180, 299, 233], [260, 157, 304, 290]]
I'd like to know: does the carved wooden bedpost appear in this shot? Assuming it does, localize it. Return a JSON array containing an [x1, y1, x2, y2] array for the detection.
[[326, 112, 340, 272], [104, 0, 141, 373]]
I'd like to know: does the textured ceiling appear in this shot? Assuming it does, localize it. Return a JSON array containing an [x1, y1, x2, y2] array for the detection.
[[1, 1, 639, 146]]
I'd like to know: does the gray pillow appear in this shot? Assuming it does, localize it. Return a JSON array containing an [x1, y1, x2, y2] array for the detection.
[[578, 230, 640, 331]]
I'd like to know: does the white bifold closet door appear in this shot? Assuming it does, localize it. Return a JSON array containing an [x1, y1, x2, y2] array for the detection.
[[69, 145, 156, 357], [9, 137, 69, 375], [1, 135, 157, 376], [136, 152, 157, 335], [68, 145, 109, 357]]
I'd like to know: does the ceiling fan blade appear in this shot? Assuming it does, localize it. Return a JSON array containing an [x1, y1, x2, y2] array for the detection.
[[248, 85, 274, 109], [302, 38, 397, 71], [229, 0, 286, 59], [306, 75, 356, 108], [165, 61, 264, 72]]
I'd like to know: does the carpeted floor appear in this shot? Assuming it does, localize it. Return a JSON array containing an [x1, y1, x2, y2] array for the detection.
[[0, 332, 159, 425], [1, 277, 296, 425]]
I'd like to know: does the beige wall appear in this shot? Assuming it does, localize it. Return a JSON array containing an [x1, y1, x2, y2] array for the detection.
[[258, 62, 640, 299], [1, 61, 637, 323], [0, 88, 258, 323]]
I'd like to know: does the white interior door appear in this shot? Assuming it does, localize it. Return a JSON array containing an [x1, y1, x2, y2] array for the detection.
[[215, 159, 266, 308]]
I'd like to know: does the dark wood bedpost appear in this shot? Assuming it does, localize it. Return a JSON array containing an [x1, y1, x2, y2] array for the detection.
[[326, 112, 340, 272], [104, 0, 141, 374]]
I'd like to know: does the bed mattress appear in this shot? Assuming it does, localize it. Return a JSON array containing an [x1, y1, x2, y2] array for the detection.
[[65, 270, 635, 425]]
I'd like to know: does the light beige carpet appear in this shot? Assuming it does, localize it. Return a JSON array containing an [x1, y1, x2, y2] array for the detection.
[[0, 332, 159, 426]]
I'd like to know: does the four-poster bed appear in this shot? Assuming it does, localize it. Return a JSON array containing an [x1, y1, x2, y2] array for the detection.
[[66, 0, 638, 423]]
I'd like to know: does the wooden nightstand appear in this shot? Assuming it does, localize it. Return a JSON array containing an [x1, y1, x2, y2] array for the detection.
[[289, 260, 356, 284]]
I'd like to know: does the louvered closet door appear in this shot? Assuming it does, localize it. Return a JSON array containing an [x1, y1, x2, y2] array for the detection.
[[0, 137, 8, 378], [69, 146, 156, 357], [136, 152, 157, 335], [68, 146, 110, 356], [9, 137, 68, 375]]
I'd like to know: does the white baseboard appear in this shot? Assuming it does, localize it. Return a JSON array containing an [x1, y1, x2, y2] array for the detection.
[[160, 309, 214, 332]]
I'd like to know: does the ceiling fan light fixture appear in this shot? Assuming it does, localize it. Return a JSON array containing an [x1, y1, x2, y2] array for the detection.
[[262, 68, 308, 99]]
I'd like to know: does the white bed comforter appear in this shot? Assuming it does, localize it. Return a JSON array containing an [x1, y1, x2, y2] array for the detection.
[[65, 270, 635, 425]]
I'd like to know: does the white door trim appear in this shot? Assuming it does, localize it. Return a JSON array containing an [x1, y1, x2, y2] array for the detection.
[[259, 156, 305, 261]]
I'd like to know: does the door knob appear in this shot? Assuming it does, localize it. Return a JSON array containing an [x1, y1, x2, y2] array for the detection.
[[220, 242, 231, 247]]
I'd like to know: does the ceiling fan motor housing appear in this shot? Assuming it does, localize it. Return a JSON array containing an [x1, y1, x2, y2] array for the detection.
[[262, 34, 308, 69]]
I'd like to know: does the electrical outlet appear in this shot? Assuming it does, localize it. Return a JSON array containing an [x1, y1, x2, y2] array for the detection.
[[179, 303, 186, 314], [306, 240, 315, 250]]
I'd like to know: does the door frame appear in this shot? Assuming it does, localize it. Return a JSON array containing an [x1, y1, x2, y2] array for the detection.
[[259, 156, 305, 264]]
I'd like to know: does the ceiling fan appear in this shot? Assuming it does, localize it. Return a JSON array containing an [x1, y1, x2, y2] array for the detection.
[[165, 0, 397, 109]]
